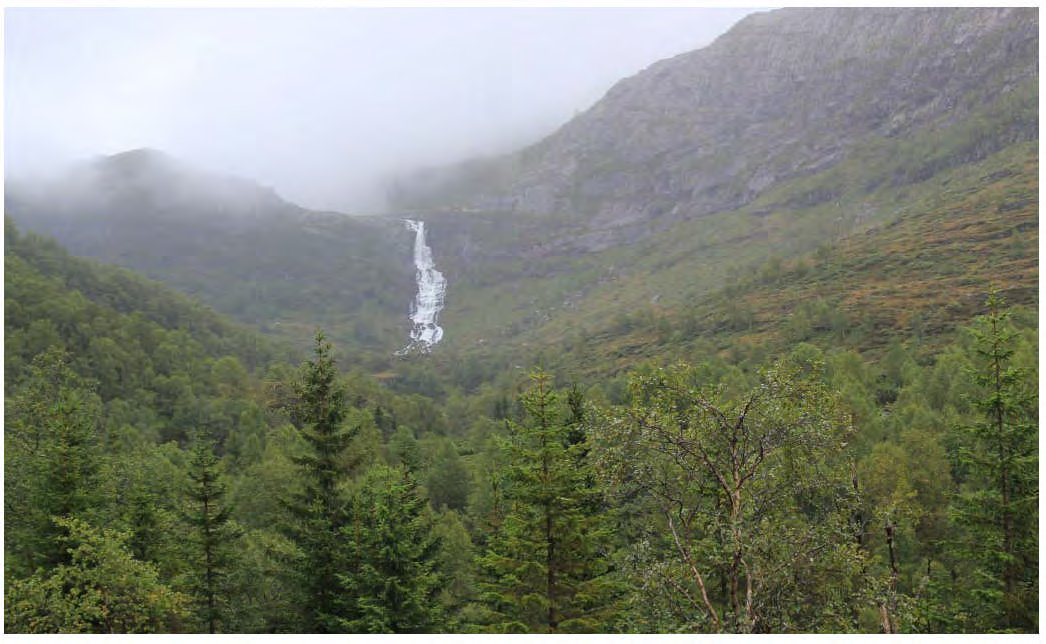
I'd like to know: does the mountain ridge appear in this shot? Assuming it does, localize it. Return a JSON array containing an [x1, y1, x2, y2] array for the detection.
[[390, 7, 1036, 251]]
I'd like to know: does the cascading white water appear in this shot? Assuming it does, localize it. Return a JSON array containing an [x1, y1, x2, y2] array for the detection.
[[399, 219, 447, 353]]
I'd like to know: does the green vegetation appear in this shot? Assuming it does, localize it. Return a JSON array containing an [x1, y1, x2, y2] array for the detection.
[[283, 332, 358, 632], [946, 289, 1038, 630], [431, 140, 1037, 384], [340, 464, 445, 632], [476, 371, 621, 632], [183, 431, 239, 633], [5, 516, 189, 633], [4, 221, 1036, 631], [595, 361, 864, 632], [2, 14, 1038, 631], [5, 157, 416, 362]]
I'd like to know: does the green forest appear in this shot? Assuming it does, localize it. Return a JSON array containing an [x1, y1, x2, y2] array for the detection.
[[4, 220, 1037, 634]]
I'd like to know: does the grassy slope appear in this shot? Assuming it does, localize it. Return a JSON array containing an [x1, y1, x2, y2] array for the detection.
[[557, 142, 1038, 378], [431, 80, 1035, 363], [430, 133, 1036, 383], [738, 143, 1037, 345]]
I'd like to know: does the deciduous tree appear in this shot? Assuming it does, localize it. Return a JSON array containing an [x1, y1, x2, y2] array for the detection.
[[4, 517, 188, 633], [594, 361, 866, 632]]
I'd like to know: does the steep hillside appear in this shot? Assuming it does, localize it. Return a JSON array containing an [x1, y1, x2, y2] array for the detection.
[[384, 7, 1037, 369], [399, 141, 1036, 388], [4, 218, 295, 445], [6, 149, 417, 358], [546, 142, 1039, 378], [393, 7, 1036, 245]]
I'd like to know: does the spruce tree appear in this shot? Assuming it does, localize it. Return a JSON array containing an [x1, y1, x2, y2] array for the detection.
[[478, 370, 621, 633], [337, 464, 445, 632], [4, 347, 103, 573], [284, 331, 358, 632], [183, 431, 239, 633], [951, 290, 1038, 631]]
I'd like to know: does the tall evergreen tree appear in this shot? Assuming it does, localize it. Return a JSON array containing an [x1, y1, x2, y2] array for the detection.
[[4, 347, 103, 574], [478, 370, 621, 633], [337, 464, 445, 632], [183, 431, 240, 633], [426, 438, 471, 512], [950, 290, 1038, 631], [284, 331, 358, 632]]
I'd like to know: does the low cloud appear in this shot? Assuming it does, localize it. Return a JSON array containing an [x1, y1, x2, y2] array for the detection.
[[5, 7, 757, 213]]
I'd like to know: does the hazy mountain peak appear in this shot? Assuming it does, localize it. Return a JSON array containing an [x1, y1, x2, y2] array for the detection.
[[11, 148, 297, 226], [80, 148, 190, 192], [92, 147, 181, 174]]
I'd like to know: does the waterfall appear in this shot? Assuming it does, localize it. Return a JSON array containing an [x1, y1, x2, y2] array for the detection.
[[398, 219, 447, 354]]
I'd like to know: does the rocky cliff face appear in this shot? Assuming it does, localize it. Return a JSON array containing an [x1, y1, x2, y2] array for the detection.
[[390, 8, 1037, 250]]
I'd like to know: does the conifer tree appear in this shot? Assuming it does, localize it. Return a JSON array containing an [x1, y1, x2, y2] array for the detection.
[[183, 431, 239, 633], [4, 347, 103, 573], [337, 464, 445, 632], [478, 370, 621, 633], [284, 331, 358, 632], [950, 290, 1038, 631], [426, 438, 471, 512]]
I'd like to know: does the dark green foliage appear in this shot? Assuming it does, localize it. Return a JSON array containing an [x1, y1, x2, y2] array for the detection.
[[432, 510, 480, 627], [182, 431, 241, 633], [948, 290, 1038, 631], [386, 424, 421, 470], [102, 441, 188, 583], [5, 347, 103, 573], [478, 371, 623, 633], [4, 220, 286, 382], [337, 464, 446, 632], [283, 331, 358, 632], [4, 219, 289, 450], [3, 212, 1038, 634], [425, 439, 472, 512]]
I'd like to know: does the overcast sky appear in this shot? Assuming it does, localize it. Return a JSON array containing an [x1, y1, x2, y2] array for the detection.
[[6, 6, 760, 212]]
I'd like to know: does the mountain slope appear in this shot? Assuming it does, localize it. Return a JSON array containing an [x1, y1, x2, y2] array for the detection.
[[4, 218, 297, 447], [392, 7, 1036, 245], [6, 149, 417, 359], [403, 141, 1036, 387], [383, 7, 1037, 370], [5, 8, 1037, 380], [550, 141, 1039, 377]]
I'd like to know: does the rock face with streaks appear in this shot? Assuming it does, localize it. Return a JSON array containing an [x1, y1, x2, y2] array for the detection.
[[390, 8, 1037, 252]]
